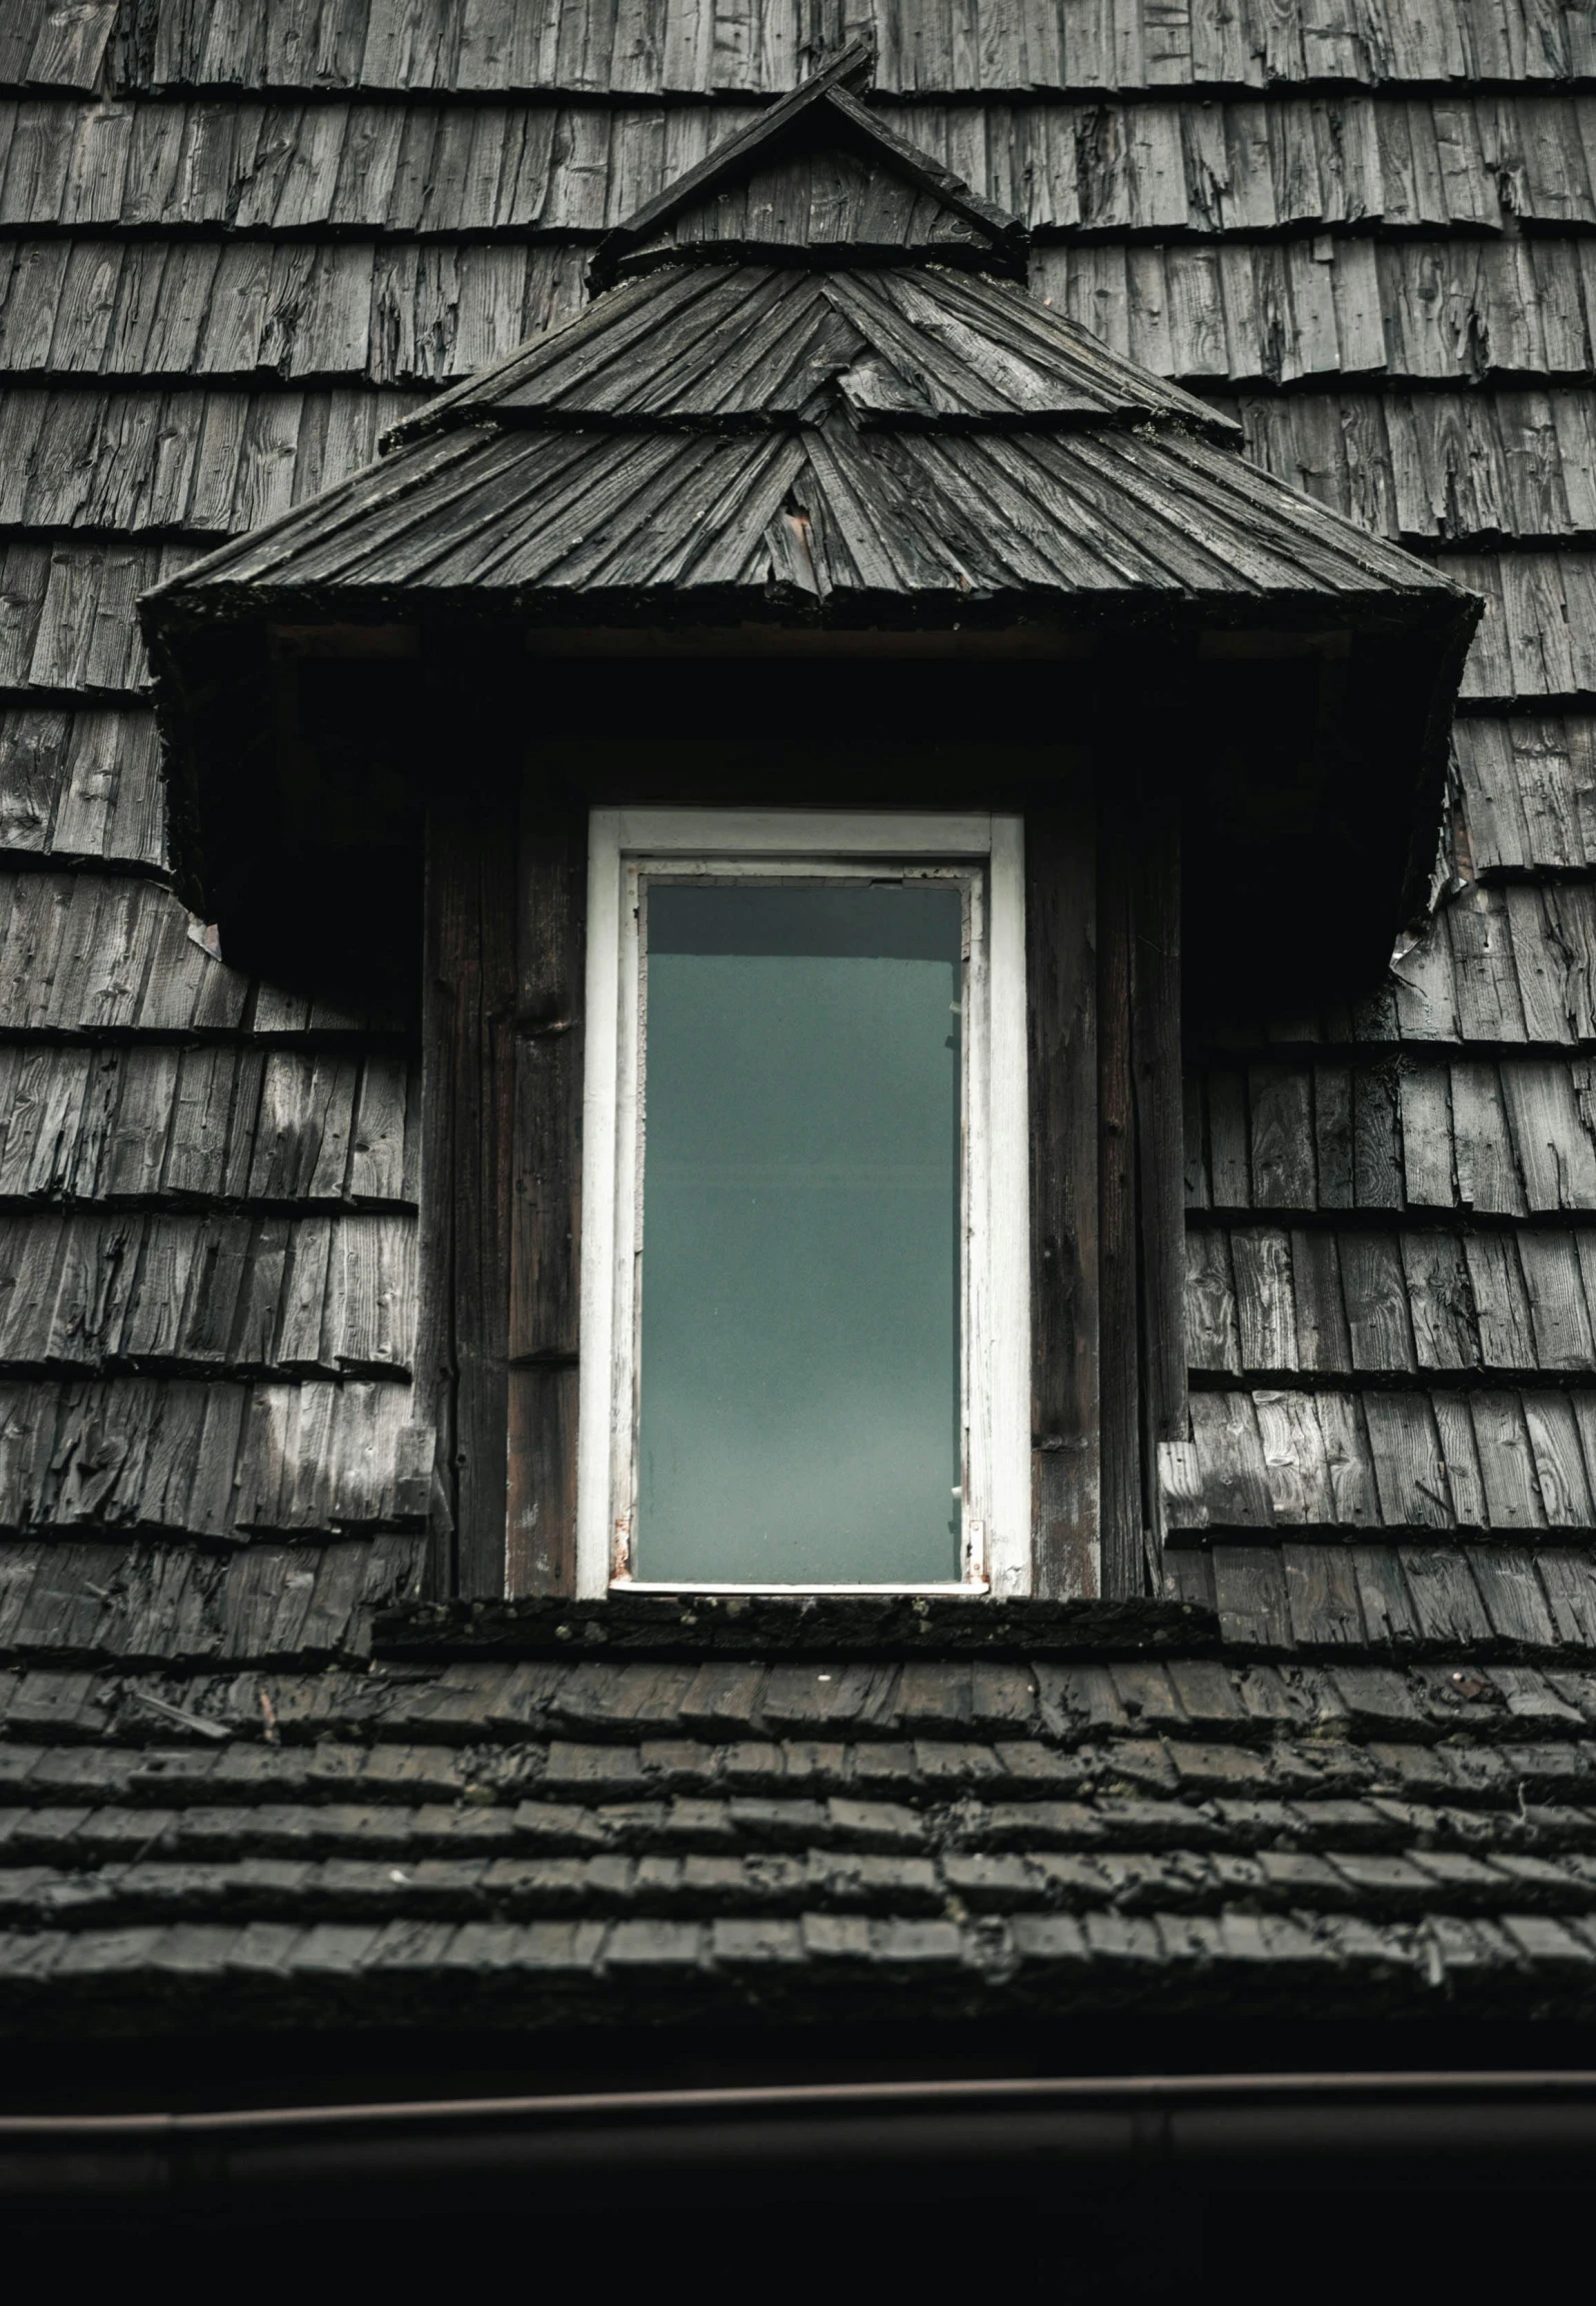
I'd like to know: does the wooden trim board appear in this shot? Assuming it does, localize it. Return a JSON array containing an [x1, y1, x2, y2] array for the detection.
[[577, 806, 1031, 1599]]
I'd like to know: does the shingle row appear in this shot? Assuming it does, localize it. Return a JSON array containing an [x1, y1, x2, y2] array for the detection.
[[0, 707, 162, 864], [1038, 235, 1596, 386], [11, 1649, 1596, 1741], [0, 1383, 426, 1538], [0, 390, 415, 541], [1167, 1531, 1596, 1652], [17, 91, 1596, 236], [111, 0, 1596, 98], [11, 383, 1596, 551], [1171, 1384, 1596, 1528], [1188, 1223, 1596, 1378], [13, 236, 1596, 388], [0, 1208, 414, 1375], [1236, 396, 1596, 548], [0, 875, 400, 1036], [1185, 1053, 1596, 1217], [0, 1040, 415, 1207], [1197, 881, 1596, 1052]]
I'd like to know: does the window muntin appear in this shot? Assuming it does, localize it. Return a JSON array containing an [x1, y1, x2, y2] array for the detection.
[[579, 810, 1029, 1598]]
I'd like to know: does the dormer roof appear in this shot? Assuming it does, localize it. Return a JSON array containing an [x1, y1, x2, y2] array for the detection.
[[141, 40, 1478, 987], [145, 35, 1469, 628]]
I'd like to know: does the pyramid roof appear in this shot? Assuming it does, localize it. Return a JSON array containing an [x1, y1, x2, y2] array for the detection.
[[148, 41, 1468, 630]]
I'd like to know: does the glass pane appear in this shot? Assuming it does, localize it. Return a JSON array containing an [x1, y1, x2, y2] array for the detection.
[[636, 879, 964, 1584]]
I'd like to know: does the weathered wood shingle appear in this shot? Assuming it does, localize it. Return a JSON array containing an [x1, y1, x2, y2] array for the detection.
[[100, 0, 1596, 99], [0, 3, 1588, 1600], [8, 4, 1596, 2044], [2, 1648, 1596, 2027]]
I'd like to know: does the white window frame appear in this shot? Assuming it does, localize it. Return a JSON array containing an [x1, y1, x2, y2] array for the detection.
[[577, 808, 1029, 1600]]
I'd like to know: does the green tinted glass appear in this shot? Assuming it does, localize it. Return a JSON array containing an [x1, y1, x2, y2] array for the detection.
[[635, 879, 964, 1584]]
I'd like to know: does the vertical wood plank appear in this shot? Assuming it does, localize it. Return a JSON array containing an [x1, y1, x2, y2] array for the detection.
[[1027, 796, 1099, 1598], [1131, 783, 1187, 1475], [508, 1363, 581, 1593], [1097, 645, 1191, 1598], [1097, 790, 1142, 1597], [507, 769, 587, 1594], [419, 740, 519, 1600]]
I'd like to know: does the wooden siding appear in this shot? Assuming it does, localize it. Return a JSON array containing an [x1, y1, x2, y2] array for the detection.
[[0, 0, 1583, 1601], [1186, 1053, 1596, 1214], [92, 1, 1596, 99], [11, 235, 1596, 390], [4, 94, 1596, 240]]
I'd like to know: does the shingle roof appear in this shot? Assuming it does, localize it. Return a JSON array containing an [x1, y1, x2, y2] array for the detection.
[[164, 405, 1457, 608], [2, 0, 1596, 2039], [82, 1, 1596, 98], [0, 13, 1579, 1563], [389, 263, 1237, 433], [149, 56, 1466, 625], [4, 1649, 1596, 2032]]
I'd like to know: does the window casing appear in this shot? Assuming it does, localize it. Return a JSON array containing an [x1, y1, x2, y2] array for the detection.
[[578, 808, 1030, 1598]]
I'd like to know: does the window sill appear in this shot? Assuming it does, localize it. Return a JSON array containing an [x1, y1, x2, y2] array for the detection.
[[611, 1580, 990, 1598], [373, 1592, 1217, 1662]]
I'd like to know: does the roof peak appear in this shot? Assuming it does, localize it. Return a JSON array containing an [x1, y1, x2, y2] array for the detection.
[[587, 38, 1027, 294]]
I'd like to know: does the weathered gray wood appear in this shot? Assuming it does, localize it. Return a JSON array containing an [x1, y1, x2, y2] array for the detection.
[[0, 1208, 413, 1373], [0, 386, 416, 537], [1026, 794, 1099, 1599], [1535, 1545, 1596, 1644], [1400, 1543, 1495, 1644], [0, 237, 589, 383], [1189, 1057, 1596, 1217], [1186, 1217, 1596, 1380], [0, 1531, 426, 1659], [1211, 1543, 1293, 1647], [507, 766, 587, 1596], [1130, 776, 1185, 1467], [1097, 779, 1141, 1597], [1282, 1540, 1365, 1647], [0, 1377, 420, 1537], [179, 424, 1421, 614], [1173, 1377, 1596, 1534], [8, 0, 1596, 1674], [592, 46, 1025, 290], [0, 542, 197, 697], [1031, 238, 1596, 389], [0, 94, 1580, 261], [419, 725, 520, 1599], [106, 1, 1596, 99], [1347, 1542, 1422, 1646], [0, 1038, 410, 1207]]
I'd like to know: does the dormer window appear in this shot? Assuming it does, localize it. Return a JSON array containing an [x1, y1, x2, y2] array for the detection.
[[580, 807, 1029, 1596], [141, 42, 1477, 1609]]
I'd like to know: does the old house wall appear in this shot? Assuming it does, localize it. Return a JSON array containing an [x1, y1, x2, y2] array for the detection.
[[3, 0, 1596, 2033], [2, 0, 1596, 1656]]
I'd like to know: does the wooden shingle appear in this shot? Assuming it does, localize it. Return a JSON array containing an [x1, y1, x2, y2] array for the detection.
[[0, 4, 1590, 1632]]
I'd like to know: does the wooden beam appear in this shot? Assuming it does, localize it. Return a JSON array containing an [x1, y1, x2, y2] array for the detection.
[[1095, 642, 1194, 1597], [1096, 794, 1142, 1599], [1026, 793, 1099, 1598], [419, 758, 519, 1599], [1130, 781, 1187, 1552], [507, 771, 588, 1595]]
